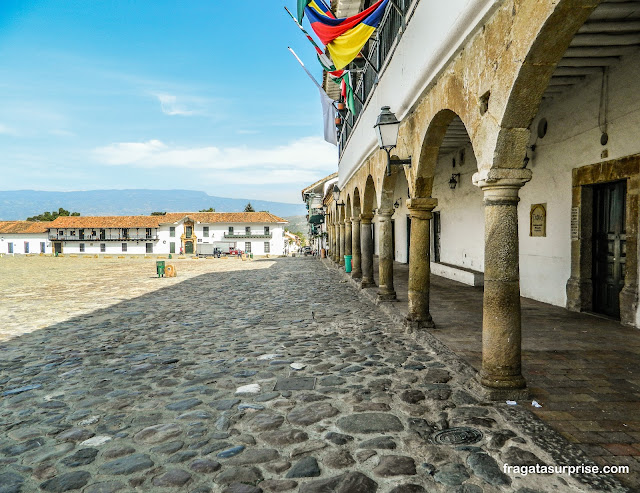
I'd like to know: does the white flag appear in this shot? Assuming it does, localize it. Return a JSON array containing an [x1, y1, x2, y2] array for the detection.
[[320, 88, 337, 146]]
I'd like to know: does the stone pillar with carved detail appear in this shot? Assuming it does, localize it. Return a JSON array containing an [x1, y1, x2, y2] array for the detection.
[[339, 221, 346, 266], [360, 214, 375, 287], [405, 198, 438, 329], [351, 216, 362, 279], [376, 209, 396, 301], [344, 217, 352, 266], [473, 169, 531, 399]]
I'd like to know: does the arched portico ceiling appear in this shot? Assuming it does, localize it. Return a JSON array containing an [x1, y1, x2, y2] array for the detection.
[[438, 116, 472, 158], [544, 0, 640, 101], [345, 195, 352, 219], [415, 109, 474, 197]]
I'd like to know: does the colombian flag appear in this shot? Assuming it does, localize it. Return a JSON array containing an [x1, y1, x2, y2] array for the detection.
[[306, 0, 389, 70]]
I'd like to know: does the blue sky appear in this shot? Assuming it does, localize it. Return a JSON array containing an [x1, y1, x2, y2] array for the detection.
[[0, 1, 337, 203]]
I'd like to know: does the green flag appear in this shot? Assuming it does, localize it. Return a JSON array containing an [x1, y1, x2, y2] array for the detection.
[[297, 0, 310, 23]]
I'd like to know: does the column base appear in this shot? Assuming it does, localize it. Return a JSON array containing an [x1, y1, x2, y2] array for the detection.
[[472, 377, 531, 401], [403, 315, 435, 330], [360, 278, 376, 288], [377, 291, 397, 302], [351, 270, 362, 280], [339, 260, 345, 267], [477, 372, 528, 401]]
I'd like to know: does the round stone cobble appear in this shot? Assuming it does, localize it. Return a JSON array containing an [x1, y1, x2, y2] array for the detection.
[[0, 257, 617, 492]]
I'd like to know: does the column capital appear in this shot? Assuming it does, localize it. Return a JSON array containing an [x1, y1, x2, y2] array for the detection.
[[472, 168, 532, 190], [473, 169, 532, 205], [360, 213, 373, 223], [406, 198, 438, 212], [344, 217, 352, 224], [376, 209, 394, 218]]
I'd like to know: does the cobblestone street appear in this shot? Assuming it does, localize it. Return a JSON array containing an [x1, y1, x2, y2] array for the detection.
[[0, 257, 631, 492]]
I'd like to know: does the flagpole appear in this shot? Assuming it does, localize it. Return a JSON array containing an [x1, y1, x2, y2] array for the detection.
[[287, 47, 322, 90]]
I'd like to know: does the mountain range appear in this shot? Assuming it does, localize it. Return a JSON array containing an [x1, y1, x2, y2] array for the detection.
[[0, 190, 307, 221]]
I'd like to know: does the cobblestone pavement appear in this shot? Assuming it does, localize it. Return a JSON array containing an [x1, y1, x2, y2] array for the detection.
[[0, 257, 631, 492]]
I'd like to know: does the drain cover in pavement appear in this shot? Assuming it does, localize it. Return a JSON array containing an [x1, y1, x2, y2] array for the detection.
[[274, 377, 316, 391], [430, 427, 483, 445]]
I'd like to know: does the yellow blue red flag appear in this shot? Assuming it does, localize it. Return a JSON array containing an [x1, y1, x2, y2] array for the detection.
[[306, 0, 389, 70]]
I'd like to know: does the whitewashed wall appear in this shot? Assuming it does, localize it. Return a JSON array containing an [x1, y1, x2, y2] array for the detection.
[[518, 50, 640, 307], [0, 234, 48, 254], [429, 51, 640, 313], [432, 143, 485, 271]]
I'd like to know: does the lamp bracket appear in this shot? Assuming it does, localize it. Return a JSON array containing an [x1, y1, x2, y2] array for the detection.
[[390, 155, 412, 167], [384, 148, 412, 176]]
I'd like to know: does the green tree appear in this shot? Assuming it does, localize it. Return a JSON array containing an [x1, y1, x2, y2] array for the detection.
[[199, 207, 215, 212], [26, 207, 80, 221], [150, 211, 166, 215], [244, 202, 255, 212]]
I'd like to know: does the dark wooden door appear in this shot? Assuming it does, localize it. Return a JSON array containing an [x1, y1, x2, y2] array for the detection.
[[432, 211, 441, 263], [592, 180, 626, 319], [54, 242, 62, 254], [185, 241, 194, 254]]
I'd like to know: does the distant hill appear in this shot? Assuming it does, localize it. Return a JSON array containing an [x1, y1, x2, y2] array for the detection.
[[283, 216, 309, 236], [0, 190, 306, 220]]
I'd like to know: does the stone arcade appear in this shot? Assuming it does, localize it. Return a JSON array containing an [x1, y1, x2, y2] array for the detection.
[[312, 0, 640, 400]]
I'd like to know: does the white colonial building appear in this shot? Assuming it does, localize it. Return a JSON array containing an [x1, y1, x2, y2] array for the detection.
[[1, 212, 288, 256], [0, 221, 49, 255]]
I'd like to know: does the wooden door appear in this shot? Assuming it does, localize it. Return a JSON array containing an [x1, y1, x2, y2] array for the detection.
[[592, 180, 626, 319], [432, 211, 441, 263]]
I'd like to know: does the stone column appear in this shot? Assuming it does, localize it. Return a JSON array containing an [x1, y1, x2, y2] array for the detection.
[[360, 214, 375, 287], [344, 218, 352, 259], [376, 209, 396, 301], [473, 169, 531, 399], [330, 221, 336, 261], [351, 216, 362, 279], [339, 221, 346, 266], [405, 198, 438, 329], [334, 222, 341, 263]]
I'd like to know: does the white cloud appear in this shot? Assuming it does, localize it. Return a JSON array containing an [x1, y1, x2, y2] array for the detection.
[[0, 123, 18, 136], [49, 129, 76, 137], [93, 137, 338, 173], [154, 92, 199, 116]]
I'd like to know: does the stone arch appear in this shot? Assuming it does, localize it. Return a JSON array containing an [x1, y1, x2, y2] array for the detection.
[[345, 194, 352, 220], [495, 0, 602, 169], [414, 109, 475, 198], [352, 187, 362, 217], [363, 175, 378, 214]]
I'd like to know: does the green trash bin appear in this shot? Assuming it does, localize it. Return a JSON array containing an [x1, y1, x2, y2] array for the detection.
[[250, 253, 253, 259], [156, 260, 165, 277], [344, 255, 352, 273], [168, 254, 172, 259]]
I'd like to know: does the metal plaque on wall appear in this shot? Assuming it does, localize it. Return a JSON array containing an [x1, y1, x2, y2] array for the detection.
[[530, 203, 547, 237], [571, 206, 580, 240]]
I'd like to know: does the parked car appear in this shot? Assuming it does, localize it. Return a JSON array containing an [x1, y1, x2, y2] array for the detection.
[[302, 246, 312, 256]]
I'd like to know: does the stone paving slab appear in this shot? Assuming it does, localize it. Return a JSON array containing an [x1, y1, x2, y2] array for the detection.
[[0, 257, 631, 492]]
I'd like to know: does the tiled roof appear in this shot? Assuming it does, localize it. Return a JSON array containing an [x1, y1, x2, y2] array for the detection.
[[48, 216, 163, 229], [161, 212, 288, 224], [45, 212, 288, 230], [0, 221, 49, 234]]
